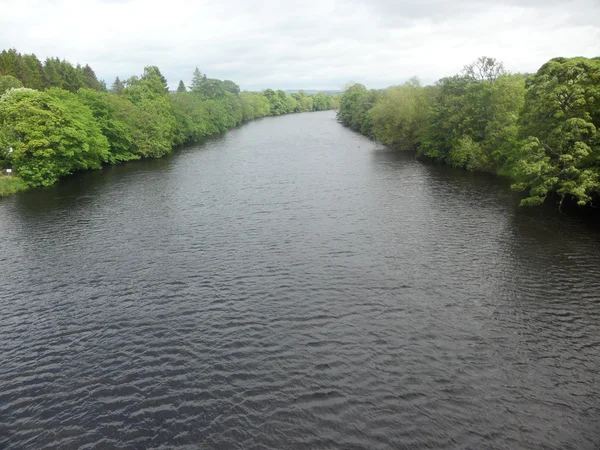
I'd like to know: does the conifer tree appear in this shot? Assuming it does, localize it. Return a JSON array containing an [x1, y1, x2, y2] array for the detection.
[[189, 67, 204, 91], [111, 76, 125, 94]]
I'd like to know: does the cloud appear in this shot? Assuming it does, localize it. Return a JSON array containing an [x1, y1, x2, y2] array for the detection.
[[0, 0, 598, 90]]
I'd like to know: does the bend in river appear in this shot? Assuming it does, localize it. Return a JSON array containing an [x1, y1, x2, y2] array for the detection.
[[1, 111, 599, 449]]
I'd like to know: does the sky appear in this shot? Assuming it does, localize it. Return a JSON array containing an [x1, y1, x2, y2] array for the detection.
[[0, 0, 599, 91]]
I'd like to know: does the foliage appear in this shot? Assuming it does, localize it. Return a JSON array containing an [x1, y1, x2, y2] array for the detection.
[[0, 75, 23, 95], [368, 78, 431, 150], [338, 55, 600, 209], [510, 57, 600, 206], [337, 83, 380, 136], [0, 175, 28, 196], [111, 76, 125, 94], [0, 48, 341, 193], [0, 88, 109, 186]]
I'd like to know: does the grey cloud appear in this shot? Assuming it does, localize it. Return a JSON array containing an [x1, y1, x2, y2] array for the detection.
[[0, 0, 598, 90]]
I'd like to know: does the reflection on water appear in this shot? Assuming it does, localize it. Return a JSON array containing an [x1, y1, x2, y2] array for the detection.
[[1, 111, 599, 449]]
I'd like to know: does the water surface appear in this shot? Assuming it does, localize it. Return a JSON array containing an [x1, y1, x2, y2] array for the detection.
[[1, 111, 599, 449]]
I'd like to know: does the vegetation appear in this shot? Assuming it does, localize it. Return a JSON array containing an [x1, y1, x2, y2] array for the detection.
[[338, 56, 600, 208], [0, 175, 27, 196], [0, 49, 340, 195]]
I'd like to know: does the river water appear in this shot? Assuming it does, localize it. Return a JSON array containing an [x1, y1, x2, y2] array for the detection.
[[1, 111, 599, 449]]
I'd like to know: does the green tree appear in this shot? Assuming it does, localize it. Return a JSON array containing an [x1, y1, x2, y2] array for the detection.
[[223, 80, 240, 95], [76, 88, 136, 163], [510, 57, 600, 206], [189, 67, 204, 91], [111, 76, 125, 94], [0, 75, 23, 95], [81, 64, 104, 91], [177, 80, 186, 93], [0, 88, 109, 186], [140, 65, 168, 93], [338, 83, 380, 135], [368, 78, 431, 150]]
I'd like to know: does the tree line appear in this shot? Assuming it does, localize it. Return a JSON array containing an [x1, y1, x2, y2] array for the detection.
[[338, 56, 600, 208], [0, 48, 340, 193]]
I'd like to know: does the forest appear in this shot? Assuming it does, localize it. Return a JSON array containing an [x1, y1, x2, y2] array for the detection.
[[0, 48, 340, 195], [338, 56, 600, 208]]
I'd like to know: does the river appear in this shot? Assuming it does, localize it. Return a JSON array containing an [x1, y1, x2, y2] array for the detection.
[[1, 110, 599, 449]]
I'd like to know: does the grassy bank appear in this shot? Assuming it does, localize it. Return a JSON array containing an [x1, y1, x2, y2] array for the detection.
[[0, 175, 28, 196]]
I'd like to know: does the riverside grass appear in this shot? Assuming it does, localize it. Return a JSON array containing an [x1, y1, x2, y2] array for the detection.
[[0, 175, 28, 196]]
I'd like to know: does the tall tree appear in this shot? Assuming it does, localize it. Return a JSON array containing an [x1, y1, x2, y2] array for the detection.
[[111, 76, 125, 94], [223, 80, 240, 95], [510, 57, 600, 206], [81, 64, 104, 91], [189, 67, 204, 92], [177, 80, 186, 93], [141, 66, 168, 92], [463, 56, 506, 83]]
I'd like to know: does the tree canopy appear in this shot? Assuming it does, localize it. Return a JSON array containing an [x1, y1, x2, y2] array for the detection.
[[337, 56, 600, 209], [0, 49, 340, 195]]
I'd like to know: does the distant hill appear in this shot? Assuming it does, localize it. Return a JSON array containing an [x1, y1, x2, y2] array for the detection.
[[284, 89, 342, 95]]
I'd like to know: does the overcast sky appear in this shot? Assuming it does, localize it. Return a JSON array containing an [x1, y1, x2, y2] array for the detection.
[[1, 0, 598, 90]]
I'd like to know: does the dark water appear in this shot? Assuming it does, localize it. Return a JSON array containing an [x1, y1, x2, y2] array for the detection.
[[1, 111, 599, 449]]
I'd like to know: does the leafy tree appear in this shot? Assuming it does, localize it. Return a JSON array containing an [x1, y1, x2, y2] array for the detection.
[[223, 80, 240, 95], [368, 78, 431, 150], [338, 83, 380, 135], [197, 78, 226, 98], [510, 57, 600, 206], [140, 65, 168, 93], [312, 92, 331, 111], [0, 88, 109, 186], [240, 91, 271, 121], [76, 88, 136, 162], [177, 80, 186, 93], [263, 88, 285, 115], [0, 75, 23, 95]]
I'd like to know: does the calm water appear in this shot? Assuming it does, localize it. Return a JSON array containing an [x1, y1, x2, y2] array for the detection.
[[1, 111, 599, 449]]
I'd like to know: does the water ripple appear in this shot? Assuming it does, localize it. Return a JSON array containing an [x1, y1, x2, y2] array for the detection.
[[1, 112, 599, 449]]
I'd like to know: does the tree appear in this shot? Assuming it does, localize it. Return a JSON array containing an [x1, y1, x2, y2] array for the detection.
[[312, 92, 330, 111], [337, 83, 380, 135], [0, 88, 109, 186], [141, 66, 168, 93], [368, 79, 431, 150], [0, 75, 23, 95], [81, 64, 104, 91], [111, 76, 125, 94], [196, 78, 226, 98], [43, 57, 62, 88], [463, 56, 506, 83], [263, 88, 286, 115], [177, 80, 186, 93], [76, 88, 136, 163], [510, 57, 600, 206], [189, 67, 204, 91], [223, 80, 240, 95]]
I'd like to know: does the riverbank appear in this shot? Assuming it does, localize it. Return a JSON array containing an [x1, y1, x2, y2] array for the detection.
[[1, 49, 341, 197], [0, 175, 27, 196], [337, 56, 600, 210]]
